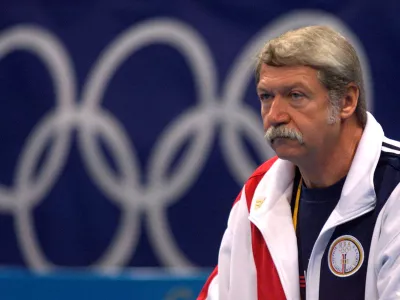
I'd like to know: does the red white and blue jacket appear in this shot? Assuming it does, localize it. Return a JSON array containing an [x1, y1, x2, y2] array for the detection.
[[198, 113, 400, 300]]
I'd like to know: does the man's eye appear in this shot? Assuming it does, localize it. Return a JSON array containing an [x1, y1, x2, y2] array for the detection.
[[259, 93, 272, 101], [290, 92, 304, 100]]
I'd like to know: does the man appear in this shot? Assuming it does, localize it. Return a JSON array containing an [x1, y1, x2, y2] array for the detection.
[[198, 26, 400, 300]]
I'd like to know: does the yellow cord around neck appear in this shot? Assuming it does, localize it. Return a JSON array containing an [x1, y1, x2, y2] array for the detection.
[[292, 177, 302, 231]]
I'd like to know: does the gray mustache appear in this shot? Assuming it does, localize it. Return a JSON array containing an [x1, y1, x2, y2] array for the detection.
[[264, 126, 304, 144]]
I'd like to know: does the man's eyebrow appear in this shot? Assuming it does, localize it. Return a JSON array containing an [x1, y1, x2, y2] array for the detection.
[[257, 82, 311, 94], [256, 87, 272, 93], [281, 84, 308, 94]]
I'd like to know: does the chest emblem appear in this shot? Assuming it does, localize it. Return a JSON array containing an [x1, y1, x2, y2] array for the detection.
[[328, 235, 364, 277]]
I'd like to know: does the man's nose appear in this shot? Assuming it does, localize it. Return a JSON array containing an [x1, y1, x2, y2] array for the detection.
[[266, 96, 290, 127]]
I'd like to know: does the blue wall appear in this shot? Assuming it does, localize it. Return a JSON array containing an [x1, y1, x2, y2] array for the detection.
[[0, 0, 399, 273]]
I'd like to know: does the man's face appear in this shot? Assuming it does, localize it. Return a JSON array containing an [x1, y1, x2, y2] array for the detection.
[[257, 64, 340, 162]]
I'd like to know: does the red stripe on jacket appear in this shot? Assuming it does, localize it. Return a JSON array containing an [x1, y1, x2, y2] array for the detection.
[[245, 156, 286, 300], [198, 156, 286, 300], [198, 266, 218, 299]]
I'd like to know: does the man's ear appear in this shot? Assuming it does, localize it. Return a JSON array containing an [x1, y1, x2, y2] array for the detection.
[[340, 83, 359, 120]]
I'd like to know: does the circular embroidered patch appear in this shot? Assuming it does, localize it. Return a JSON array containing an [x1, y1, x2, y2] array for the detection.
[[328, 235, 364, 277]]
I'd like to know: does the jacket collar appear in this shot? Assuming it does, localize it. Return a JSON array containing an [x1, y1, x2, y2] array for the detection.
[[335, 112, 383, 218]]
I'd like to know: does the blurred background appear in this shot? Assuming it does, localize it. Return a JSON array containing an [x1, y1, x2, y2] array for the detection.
[[0, 0, 399, 299]]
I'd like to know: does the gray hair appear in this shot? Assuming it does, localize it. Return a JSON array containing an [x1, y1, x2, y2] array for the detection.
[[255, 25, 367, 127]]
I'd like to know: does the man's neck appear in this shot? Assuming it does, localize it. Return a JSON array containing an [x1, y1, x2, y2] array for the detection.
[[298, 121, 363, 189]]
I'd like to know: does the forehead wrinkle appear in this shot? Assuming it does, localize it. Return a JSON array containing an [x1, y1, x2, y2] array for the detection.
[[258, 64, 317, 88], [257, 81, 311, 95]]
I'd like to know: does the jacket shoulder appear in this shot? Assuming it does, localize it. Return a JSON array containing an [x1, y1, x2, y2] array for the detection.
[[249, 156, 279, 180], [241, 156, 279, 211]]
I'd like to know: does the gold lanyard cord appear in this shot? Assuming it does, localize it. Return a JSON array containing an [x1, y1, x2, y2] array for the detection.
[[293, 177, 305, 299], [292, 177, 302, 231]]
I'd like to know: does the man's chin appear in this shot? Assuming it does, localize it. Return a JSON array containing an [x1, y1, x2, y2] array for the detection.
[[271, 137, 301, 148], [271, 139, 304, 160], [273, 151, 304, 164]]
